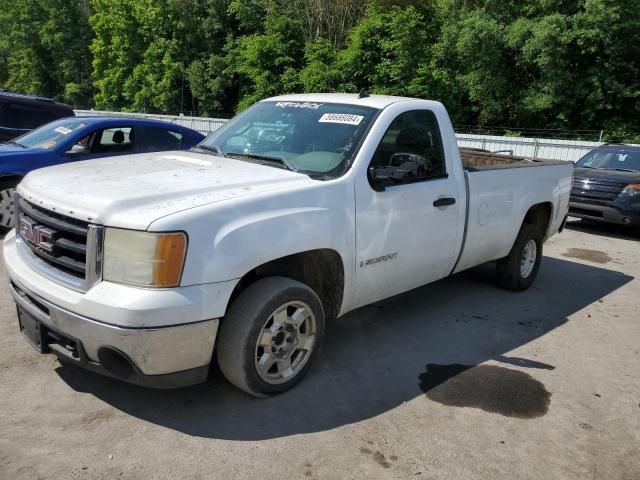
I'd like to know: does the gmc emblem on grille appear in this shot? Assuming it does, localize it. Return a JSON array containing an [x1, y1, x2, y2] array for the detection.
[[18, 216, 56, 252]]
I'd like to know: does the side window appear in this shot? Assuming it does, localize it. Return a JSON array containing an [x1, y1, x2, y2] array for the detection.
[[370, 110, 446, 185], [137, 127, 182, 153], [0, 103, 6, 127], [40, 110, 60, 123], [8, 103, 48, 129], [91, 127, 134, 154]]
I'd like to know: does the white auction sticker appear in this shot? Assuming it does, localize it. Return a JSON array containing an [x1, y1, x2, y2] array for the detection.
[[318, 113, 364, 126], [54, 126, 72, 135]]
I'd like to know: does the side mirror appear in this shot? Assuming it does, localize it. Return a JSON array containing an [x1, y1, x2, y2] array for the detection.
[[65, 144, 89, 156], [369, 166, 390, 192], [369, 153, 432, 192]]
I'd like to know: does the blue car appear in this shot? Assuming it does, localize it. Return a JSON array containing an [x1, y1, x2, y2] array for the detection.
[[0, 116, 205, 229]]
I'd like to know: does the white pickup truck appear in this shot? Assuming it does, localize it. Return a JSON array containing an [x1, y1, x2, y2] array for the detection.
[[3, 94, 573, 396]]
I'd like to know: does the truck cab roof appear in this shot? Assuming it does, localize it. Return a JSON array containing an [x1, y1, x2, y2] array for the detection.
[[265, 93, 421, 110]]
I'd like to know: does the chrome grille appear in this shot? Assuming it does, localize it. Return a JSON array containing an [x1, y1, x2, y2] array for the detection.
[[15, 196, 103, 291], [570, 178, 627, 207]]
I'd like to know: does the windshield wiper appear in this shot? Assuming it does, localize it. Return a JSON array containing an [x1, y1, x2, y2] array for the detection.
[[226, 152, 298, 173], [6, 140, 26, 148], [191, 144, 226, 157]]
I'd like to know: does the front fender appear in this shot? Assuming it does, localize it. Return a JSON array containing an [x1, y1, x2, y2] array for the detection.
[[0, 152, 59, 177], [210, 206, 334, 279], [160, 194, 352, 283], [147, 177, 356, 311], [0, 158, 30, 178]]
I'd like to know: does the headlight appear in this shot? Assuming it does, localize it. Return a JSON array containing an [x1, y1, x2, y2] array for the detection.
[[622, 184, 640, 196], [103, 229, 187, 287]]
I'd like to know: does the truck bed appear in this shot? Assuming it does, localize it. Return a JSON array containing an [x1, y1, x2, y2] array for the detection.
[[453, 153, 574, 274], [460, 148, 568, 171]]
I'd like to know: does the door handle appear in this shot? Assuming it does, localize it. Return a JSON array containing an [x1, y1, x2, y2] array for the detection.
[[433, 197, 456, 208]]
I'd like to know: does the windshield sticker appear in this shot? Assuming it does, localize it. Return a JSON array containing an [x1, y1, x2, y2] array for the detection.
[[54, 126, 72, 135], [319, 113, 364, 126], [276, 101, 323, 110]]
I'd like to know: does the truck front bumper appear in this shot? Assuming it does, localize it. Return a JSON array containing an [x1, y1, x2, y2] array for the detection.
[[3, 231, 235, 389], [9, 280, 217, 388]]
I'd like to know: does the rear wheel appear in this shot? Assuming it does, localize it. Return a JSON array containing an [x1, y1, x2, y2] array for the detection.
[[216, 276, 325, 397], [0, 180, 18, 232], [496, 224, 544, 291]]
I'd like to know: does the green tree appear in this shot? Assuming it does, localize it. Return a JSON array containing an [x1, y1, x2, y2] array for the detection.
[[185, 0, 239, 115], [512, 0, 640, 130], [90, 0, 142, 110], [299, 38, 340, 92], [432, 0, 640, 130], [228, 2, 306, 110], [0, 0, 92, 106], [91, 0, 204, 113], [2, 0, 637, 137], [337, 4, 438, 96]]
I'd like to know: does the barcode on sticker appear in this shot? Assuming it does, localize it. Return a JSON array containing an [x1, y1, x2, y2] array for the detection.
[[319, 113, 364, 126]]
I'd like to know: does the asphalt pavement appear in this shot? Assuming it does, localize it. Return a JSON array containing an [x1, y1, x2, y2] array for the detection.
[[0, 220, 638, 479]]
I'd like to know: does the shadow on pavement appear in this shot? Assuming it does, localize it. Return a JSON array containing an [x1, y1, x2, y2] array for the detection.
[[57, 256, 633, 440], [565, 218, 639, 242]]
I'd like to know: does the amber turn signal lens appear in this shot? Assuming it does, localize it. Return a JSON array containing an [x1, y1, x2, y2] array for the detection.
[[153, 233, 187, 287]]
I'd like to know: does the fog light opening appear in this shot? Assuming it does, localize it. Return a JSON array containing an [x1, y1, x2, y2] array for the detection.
[[98, 347, 135, 379]]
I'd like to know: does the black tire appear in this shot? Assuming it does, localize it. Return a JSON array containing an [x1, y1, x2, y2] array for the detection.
[[216, 276, 325, 397], [0, 179, 19, 232], [496, 224, 544, 292]]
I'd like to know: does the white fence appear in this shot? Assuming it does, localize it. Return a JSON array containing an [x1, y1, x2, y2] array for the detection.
[[75, 110, 228, 137], [456, 133, 602, 162], [76, 109, 602, 162]]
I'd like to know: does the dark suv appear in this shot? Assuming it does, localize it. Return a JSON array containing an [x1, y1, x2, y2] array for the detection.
[[569, 144, 640, 232], [0, 90, 74, 143]]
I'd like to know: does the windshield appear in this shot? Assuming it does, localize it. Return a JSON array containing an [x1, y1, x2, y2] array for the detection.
[[12, 118, 87, 150], [197, 101, 378, 178], [577, 149, 640, 172]]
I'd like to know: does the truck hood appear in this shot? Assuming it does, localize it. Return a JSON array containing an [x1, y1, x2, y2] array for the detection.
[[19, 151, 314, 230]]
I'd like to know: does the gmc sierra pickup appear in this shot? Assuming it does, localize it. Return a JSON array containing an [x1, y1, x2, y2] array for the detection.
[[3, 94, 573, 396]]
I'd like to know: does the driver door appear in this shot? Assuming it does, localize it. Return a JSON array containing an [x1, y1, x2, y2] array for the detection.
[[352, 109, 463, 308]]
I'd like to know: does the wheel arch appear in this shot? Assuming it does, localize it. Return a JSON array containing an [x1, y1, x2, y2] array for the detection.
[[522, 201, 553, 238], [226, 249, 345, 322]]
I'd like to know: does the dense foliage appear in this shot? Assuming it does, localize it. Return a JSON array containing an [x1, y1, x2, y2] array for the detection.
[[0, 0, 638, 137]]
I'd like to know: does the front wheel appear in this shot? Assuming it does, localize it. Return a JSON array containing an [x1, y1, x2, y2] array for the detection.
[[0, 181, 18, 232], [496, 224, 544, 291], [216, 276, 325, 397]]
